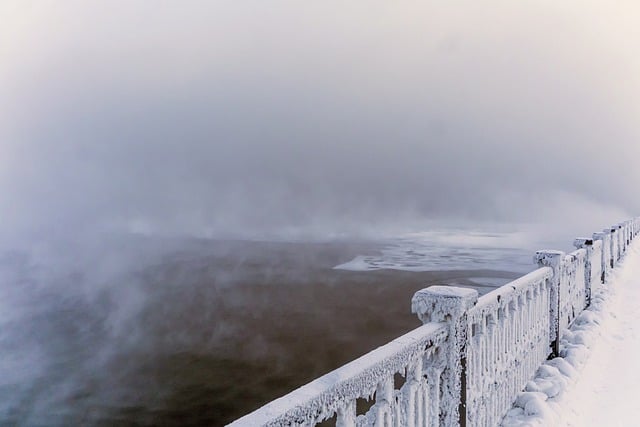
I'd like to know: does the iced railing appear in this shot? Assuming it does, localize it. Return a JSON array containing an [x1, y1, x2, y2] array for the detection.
[[229, 218, 640, 427], [228, 321, 451, 426], [465, 267, 552, 426], [588, 239, 603, 297], [560, 249, 587, 333]]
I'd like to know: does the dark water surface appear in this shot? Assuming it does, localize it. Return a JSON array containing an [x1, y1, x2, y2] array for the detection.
[[0, 236, 521, 426]]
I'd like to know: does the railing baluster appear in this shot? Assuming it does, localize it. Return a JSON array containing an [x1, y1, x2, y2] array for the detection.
[[337, 400, 356, 427]]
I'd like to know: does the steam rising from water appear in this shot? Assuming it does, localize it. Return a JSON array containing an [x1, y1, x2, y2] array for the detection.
[[1, 1, 639, 238]]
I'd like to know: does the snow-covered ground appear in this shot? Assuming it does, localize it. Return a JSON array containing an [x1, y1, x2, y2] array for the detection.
[[503, 238, 640, 426]]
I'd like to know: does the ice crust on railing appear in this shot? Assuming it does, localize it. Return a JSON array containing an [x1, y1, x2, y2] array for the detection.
[[412, 286, 478, 324], [590, 239, 603, 291], [574, 238, 604, 304], [412, 286, 479, 426], [610, 226, 620, 265], [594, 231, 611, 281], [561, 249, 587, 332], [466, 267, 552, 427], [228, 322, 449, 427], [534, 250, 564, 347]]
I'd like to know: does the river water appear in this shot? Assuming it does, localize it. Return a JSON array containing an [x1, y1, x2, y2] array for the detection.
[[0, 229, 563, 426]]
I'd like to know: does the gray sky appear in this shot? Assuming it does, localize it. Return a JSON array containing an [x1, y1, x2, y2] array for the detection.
[[2, 1, 639, 240]]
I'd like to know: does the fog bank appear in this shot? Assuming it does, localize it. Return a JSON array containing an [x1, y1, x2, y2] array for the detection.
[[2, 1, 639, 240]]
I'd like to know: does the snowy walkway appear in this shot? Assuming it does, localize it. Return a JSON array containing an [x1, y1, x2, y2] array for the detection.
[[504, 239, 640, 426], [559, 239, 640, 426]]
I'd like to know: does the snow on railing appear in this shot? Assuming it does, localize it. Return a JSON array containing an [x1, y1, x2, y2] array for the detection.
[[465, 267, 552, 427], [229, 321, 451, 426], [574, 238, 603, 305], [593, 230, 612, 280], [229, 218, 640, 427], [611, 226, 620, 264], [561, 249, 587, 333]]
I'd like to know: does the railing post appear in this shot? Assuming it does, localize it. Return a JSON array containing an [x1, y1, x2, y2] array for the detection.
[[627, 220, 632, 245], [534, 250, 565, 357], [412, 286, 478, 427], [619, 223, 627, 254], [617, 223, 624, 255], [624, 221, 630, 246], [593, 232, 608, 283], [611, 227, 616, 264], [616, 224, 623, 258], [573, 238, 593, 306], [606, 227, 617, 267]]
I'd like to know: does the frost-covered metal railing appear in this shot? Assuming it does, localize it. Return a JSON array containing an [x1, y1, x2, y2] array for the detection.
[[229, 217, 640, 427], [574, 237, 603, 305], [229, 321, 451, 426], [464, 268, 552, 426], [560, 249, 587, 333]]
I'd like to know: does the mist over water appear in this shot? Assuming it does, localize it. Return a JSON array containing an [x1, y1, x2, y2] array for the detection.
[[2, 1, 640, 239], [1, 1, 640, 425]]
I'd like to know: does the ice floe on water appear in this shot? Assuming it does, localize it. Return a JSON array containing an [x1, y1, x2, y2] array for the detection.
[[334, 229, 549, 273]]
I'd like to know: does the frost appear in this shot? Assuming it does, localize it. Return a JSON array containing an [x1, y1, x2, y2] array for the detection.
[[465, 267, 553, 426], [412, 285, 478, 323], [228, 322, 449, 426]]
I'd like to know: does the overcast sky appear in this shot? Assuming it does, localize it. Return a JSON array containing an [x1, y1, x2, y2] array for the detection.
[[2, 1, 639, 240]]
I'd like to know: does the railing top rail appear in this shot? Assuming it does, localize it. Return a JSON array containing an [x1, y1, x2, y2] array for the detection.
[[470, 266, 552, 314], [228, 321, 448, 426], [567, 248, 587, 260]]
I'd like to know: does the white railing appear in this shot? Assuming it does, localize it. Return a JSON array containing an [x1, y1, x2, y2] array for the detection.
[[561, 249, 587, 333], [229, 321, 450, 426], [229, 218, 640, 427], [593, 231, 611, 281], [465, 268, 552, 427], [589, 239, 603, 298]]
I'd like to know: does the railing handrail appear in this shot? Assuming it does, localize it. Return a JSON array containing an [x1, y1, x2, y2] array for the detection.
[[229, 322, 449, 426], [472, 266, 553, 313]]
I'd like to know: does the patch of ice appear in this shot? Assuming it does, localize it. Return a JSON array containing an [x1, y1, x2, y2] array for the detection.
[[335, 230, 545, 273]]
